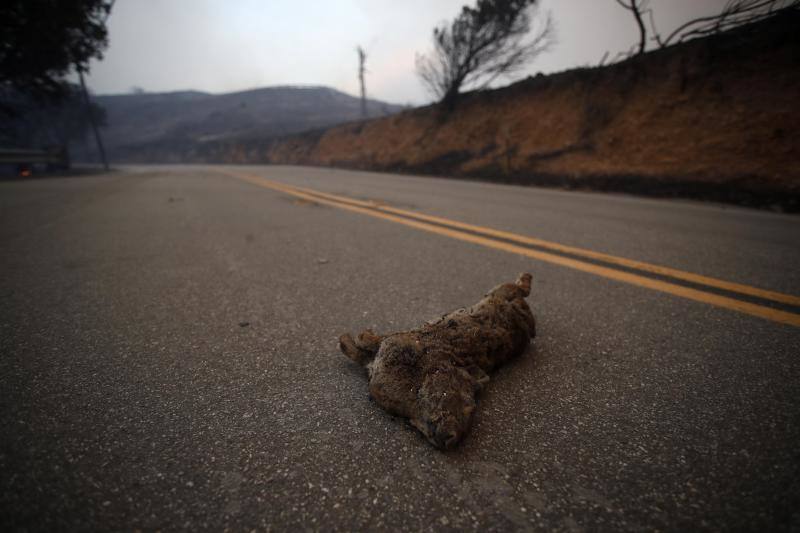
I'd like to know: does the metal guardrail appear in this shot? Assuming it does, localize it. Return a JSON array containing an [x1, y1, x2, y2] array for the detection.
[[0, 148, 69, 173]]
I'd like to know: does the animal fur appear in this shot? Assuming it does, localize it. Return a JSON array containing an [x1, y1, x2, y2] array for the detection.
[[339, 273, 536, 449]]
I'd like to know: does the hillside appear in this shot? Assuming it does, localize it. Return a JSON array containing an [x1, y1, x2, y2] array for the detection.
[[178, 11, 797, 211], [77, 86, 405, 161]]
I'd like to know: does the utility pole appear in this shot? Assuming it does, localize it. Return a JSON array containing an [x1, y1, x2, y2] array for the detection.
[[357, 46, 367, 119], [77, 65, 109, 170]]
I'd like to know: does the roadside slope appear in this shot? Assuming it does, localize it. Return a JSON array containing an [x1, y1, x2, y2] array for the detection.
[[238, 12, 798, 210]]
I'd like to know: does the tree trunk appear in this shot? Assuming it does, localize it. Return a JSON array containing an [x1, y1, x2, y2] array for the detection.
[[441, 82, 462, 113], [77, 67, 109, 170], [632, 1, 647, 55]]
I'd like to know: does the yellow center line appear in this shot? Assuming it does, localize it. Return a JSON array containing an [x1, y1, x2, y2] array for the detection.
[[283, 182, 800, 307], [226, 170, 800, 328]]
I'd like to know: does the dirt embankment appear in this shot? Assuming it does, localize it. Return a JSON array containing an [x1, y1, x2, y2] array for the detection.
[[155, 12, 800, 210]]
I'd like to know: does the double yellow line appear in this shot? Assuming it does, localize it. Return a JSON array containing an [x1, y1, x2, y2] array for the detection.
[[226, 170, 800, 328]]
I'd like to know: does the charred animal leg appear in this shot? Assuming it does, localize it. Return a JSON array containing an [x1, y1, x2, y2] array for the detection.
[[488, 272, 532, 301], [339, 329, 384, 366], [516, 272, 532, 296]]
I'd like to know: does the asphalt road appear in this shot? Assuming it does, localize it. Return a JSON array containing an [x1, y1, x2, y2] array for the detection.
[[2, 165, 799, 531]]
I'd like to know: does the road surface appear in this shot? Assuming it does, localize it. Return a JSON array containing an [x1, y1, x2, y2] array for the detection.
[[2, 165, 799, 531]]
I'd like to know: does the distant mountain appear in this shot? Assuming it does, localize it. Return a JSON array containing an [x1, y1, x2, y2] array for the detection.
[[75, 86, 406, 162]]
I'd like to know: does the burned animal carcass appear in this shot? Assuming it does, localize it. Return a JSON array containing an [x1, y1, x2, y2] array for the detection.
[[339, 273, 536, 449]]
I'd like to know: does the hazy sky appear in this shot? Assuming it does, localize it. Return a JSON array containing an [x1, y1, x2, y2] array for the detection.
[[83, 0, 730, 104]]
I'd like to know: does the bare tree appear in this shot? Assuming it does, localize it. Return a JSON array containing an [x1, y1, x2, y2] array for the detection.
[[614, 0, 649, 55], [608, 0, 796, 65], [415, 0, 552, 110], [655, 0, 799, 48]]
